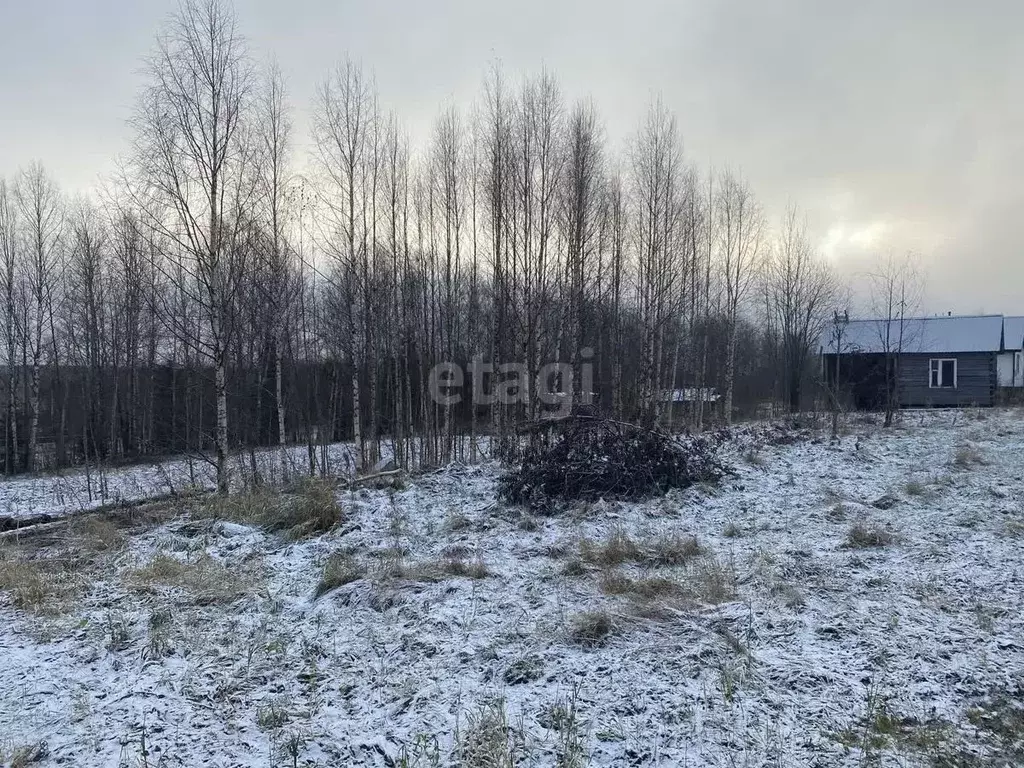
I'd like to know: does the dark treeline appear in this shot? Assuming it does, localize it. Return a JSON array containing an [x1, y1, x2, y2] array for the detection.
[[0, 0, 839, 488]]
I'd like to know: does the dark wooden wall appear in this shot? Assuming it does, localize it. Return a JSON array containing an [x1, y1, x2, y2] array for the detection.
[[898, 352, 995, 407]]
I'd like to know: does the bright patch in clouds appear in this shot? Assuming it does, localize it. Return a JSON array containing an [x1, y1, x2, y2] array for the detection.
[[821, 220, 890, 260]]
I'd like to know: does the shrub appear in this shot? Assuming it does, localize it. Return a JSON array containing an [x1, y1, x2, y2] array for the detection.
[[498, 418, 725, 508]]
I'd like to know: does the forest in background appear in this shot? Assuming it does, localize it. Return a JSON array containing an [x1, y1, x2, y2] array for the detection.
[[0, 0, 849, 489]]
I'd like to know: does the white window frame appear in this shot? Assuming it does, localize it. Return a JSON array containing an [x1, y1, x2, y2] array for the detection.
[[928, 358, 957, 389]]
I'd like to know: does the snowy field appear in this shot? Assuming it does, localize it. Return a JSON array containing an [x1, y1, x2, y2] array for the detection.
[[0, 443, 365, 520], [0, 437, 491, 521], [2, 409, 1024, 766]]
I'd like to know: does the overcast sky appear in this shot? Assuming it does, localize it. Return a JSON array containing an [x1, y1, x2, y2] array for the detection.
[[1, 0, 1021, 314]]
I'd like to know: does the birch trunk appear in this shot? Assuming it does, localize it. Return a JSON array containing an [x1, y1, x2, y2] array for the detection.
[[27, 360, 40, 473], [723, 321, 738, 424], [215, 353, 229, 495], [276, 341, 287, 473]]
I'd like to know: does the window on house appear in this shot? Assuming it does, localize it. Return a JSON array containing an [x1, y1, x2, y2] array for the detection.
[[929, 358, 957, 388]]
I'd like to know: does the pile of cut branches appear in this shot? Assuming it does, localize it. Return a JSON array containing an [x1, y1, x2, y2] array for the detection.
[[498, 417, 726, 509]]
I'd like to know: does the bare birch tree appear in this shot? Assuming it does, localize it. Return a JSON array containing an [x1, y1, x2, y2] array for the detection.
[[630, 98, 683, 423], [312, 58, 377, 470], [256, 59, 296, 470], [716, 169, 765, 423], [868, 252, 922, 426], [764, 205, 837, 413], [562, 100, 604, 401], [128, 0, 256, 493], [15, 163, 63, 472], [0, 179, 21, 472]]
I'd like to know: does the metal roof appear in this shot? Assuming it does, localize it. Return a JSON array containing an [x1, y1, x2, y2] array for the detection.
[[822, 314, 1005, 355], [1003, 316, 1024, 351], [659, 388, 720, 403]]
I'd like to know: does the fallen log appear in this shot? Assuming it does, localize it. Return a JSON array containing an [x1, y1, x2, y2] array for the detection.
[[0, 490, 205, 542], [342, 469, 406, 489]]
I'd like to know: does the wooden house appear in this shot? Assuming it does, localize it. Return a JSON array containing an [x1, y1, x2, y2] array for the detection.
[[821, 314, 1005, 409]]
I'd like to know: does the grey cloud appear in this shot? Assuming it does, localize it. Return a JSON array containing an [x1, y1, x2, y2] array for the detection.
[[1, 0, 1020, 312]]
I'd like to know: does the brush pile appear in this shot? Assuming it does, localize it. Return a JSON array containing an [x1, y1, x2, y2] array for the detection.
[[498, 418, 726, 509]]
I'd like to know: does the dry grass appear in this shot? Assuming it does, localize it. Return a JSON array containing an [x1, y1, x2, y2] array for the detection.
[[690, 556, 738, 604], [579, 527, 700, 568], [370, 546, 408, 581], [647, 532, 702, 565], [568, 609, 615, 648], [2, 742, 49, 767], [0, 548, 83, 614], [517, 515, 538, 532], [315, 551, 364, 598], [561, 557, 587, 577], [953, 444, 986, 469], [599, 570, 683, 600], [256, 698, 292, 731], [455, 698, 525, 768], [443, 509, 472, 532], [440, 553, 491, 579], [70, 516, 128, 551], [827, 503, 851, 522], [126, 552, 260, 604], [0, 513, 134, 614], [579, 527, 640, 565], [967, 689, 1024, 763], [1004, 519, 1024, 539], [903, 479, 927, 497], [200, 477, 343, 539], [845, 522, 896, 549], [581, 528, 729, 612], [744, 448, 767, 466], [371, 549, 491, 583]]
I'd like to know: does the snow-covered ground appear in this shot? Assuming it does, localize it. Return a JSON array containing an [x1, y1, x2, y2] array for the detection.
[[0, 436, 492, 520], [2, 409, 1024, 766], [0, 443, 364, 520]]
